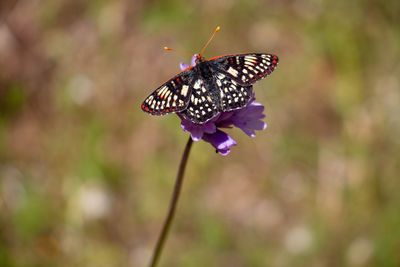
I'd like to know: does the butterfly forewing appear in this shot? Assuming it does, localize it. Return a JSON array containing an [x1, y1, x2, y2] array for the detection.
[[212, 53, 279, 86], [215, 72, 253, 111], [141, 52, 279, 124], [179, 78, 220, 124], [141, 72, 193, 115]]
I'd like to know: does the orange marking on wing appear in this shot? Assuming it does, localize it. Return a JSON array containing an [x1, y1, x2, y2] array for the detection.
[[208, 54, 235, 61]]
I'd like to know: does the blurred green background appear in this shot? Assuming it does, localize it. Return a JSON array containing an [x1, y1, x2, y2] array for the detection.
[[1, 0, 400, 266]]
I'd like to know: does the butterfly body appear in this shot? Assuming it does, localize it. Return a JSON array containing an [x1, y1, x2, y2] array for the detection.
[[141, 53, 279, 124]]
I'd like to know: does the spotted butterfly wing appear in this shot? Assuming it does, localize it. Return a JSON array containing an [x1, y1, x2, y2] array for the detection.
[[179, 78, 220, 124], [141, 53, 279, 124], [211, 53, 278, 86], [214, 72, 253, 111], [141, 71, 193, 115]]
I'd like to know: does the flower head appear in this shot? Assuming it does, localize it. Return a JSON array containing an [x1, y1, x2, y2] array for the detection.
[[178, 55, 267, 155]]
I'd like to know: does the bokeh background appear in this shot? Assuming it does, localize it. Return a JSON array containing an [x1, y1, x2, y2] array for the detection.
[[1, 0, 400, 266]]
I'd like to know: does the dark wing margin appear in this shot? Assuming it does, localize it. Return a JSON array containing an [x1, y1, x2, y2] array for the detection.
[[141, 72, 193, 116], [211, 53, 279, 86]]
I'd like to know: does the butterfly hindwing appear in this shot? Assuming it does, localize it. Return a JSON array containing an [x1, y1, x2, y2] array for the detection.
[[215, 72, 253, 111], [179, 78, 220, 124], [141, 72, 193, 115], [212, 53, 279, 86]]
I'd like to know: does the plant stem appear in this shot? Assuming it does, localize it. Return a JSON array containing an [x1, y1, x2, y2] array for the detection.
[[149, 137, 193, 267]]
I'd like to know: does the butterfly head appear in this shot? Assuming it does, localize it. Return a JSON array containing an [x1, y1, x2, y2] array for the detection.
[[194, 54, 205, 65]]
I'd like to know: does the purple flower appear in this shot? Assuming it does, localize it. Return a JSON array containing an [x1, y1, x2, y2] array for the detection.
[[179, 55, 197, 71], [178, 55, 267, 155]]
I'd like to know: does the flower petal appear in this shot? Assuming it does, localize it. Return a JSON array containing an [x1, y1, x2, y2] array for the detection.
[[235, 102, 265, 120], [190, 54, 197, 67], [240, 128, 256, 137], [180, 63, 189, 71], [245, 119, 267, 131], [180, 116, 217, 141], [202, 130, 237, 156]]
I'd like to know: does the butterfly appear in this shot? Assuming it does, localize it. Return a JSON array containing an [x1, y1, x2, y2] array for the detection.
[[141, 53, 279, 124]]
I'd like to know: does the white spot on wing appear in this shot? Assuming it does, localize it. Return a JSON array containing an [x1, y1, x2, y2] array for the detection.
[[158, 86, 168, 96], [227, 67, 239, 77], [194, 80, 201, 89], [181, 85, 189, 97]]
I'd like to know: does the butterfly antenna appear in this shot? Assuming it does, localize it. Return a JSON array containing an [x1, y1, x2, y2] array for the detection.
[[163, 46, 174, 52], [199, 26, 221, 56]]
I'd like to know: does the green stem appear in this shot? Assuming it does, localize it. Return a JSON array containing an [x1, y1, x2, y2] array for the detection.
[[149, 137, 193, 267]]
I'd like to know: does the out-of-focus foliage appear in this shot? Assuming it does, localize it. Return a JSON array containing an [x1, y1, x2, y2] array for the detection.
[[1, 0, 400, 266]]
